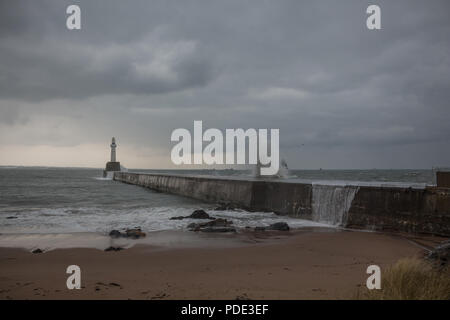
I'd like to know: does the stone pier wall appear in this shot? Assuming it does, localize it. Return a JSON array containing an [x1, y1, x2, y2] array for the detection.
[[114, 172, 450, 236]]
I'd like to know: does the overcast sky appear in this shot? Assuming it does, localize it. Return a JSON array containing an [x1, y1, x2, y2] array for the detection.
[[0, 0, 449, 169]]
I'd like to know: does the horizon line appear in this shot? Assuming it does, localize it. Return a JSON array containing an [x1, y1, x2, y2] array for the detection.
[[0, 165, 435, 171]]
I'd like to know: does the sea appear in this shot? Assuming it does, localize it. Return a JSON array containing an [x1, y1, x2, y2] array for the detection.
[[0, 167, 435, 250]]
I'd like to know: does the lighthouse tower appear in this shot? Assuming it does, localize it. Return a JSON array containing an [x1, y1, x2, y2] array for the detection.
[[110, 137, 117, 162], [103, 137, 121, 177]]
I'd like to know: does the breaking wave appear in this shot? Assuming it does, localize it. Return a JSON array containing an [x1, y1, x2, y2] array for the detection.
[[311, 184, 359, 226]]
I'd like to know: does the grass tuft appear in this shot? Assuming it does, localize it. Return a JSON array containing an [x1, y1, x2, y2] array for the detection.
[[357, 257, 450, 300]]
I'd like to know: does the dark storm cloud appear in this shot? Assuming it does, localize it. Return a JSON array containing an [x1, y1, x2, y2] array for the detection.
[[0, 35, 214, 100], [0, 0, 450, 168], [0, 0, 215, 100]]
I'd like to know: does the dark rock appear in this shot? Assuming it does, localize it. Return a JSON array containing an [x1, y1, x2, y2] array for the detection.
[[104, 246, 124, 252], [125, 228, 146, 239], [254, 226, 266, 231], [204, 218, 233, 227], [109, 230, 123, 238], [6, 216, 17, 219], [187, 218, 234, 232], [189, 210, 212, 219], [428, 240, 450, 267], [170, 210, 214, 220], [267, 222, 290, 231], [32, 249, 43, 254], [187, 222, 200, 231], [169, 216, 185, 220], [109, 228, 146, 239], [109, 282, 121, 287], [200, 227, 236, 233]]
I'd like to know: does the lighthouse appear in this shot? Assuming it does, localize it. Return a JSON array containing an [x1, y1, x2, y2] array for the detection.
[[103, 137, 121, 177], [110, 137, 117, 162]]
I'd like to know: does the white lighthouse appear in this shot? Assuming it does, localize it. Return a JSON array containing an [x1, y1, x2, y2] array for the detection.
[[110, 137, 117, 162], [104, 137, 121, 177]]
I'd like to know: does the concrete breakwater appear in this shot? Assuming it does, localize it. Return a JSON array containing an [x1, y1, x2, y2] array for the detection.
[[113, 172, 450, 236]]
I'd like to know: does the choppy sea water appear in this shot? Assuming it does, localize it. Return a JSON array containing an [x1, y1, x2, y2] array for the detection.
[[0, 167, 338, 235]]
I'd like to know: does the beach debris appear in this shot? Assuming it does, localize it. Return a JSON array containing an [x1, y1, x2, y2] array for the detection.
[[96, 282, 122, 289], [108, 228, 146, 239], [187, 218, 236, 232], [104, 246, 124, 252], [427, 240, 450, 267], [235, 293, 251, 300], [170, 209, 214, 220], [254, 222, 290, 232], [109, 282, 121, 287], [150, 292, 168, 299], [31, 248, 43, 254]]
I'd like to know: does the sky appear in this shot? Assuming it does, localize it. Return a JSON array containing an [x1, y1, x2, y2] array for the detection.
[[0, 0, 449, 169]]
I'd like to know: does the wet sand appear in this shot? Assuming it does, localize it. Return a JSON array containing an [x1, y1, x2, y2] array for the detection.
[[0, 229, 443, 300]]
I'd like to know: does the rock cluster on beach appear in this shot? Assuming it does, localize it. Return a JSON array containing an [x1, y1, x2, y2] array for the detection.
[[171, 209, 236, 233], [106, 208, 293, 239], [187, 218, 236, 233], [104, 246, 124, 252], [170, 208, 291, 234], [109, 228, 146, 239]]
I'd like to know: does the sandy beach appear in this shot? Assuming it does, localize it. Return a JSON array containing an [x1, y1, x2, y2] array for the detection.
[[0, 229, 444, 300]]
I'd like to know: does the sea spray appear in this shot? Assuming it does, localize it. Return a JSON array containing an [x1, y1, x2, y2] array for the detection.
[[311, 184, 359, 226], [95, 171, 114, 180], [252, 158, 292, 178], [278, 158, 290, 178]]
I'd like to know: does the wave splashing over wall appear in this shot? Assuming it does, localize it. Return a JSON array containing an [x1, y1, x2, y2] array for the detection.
[[311, 185, 359, 226]]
